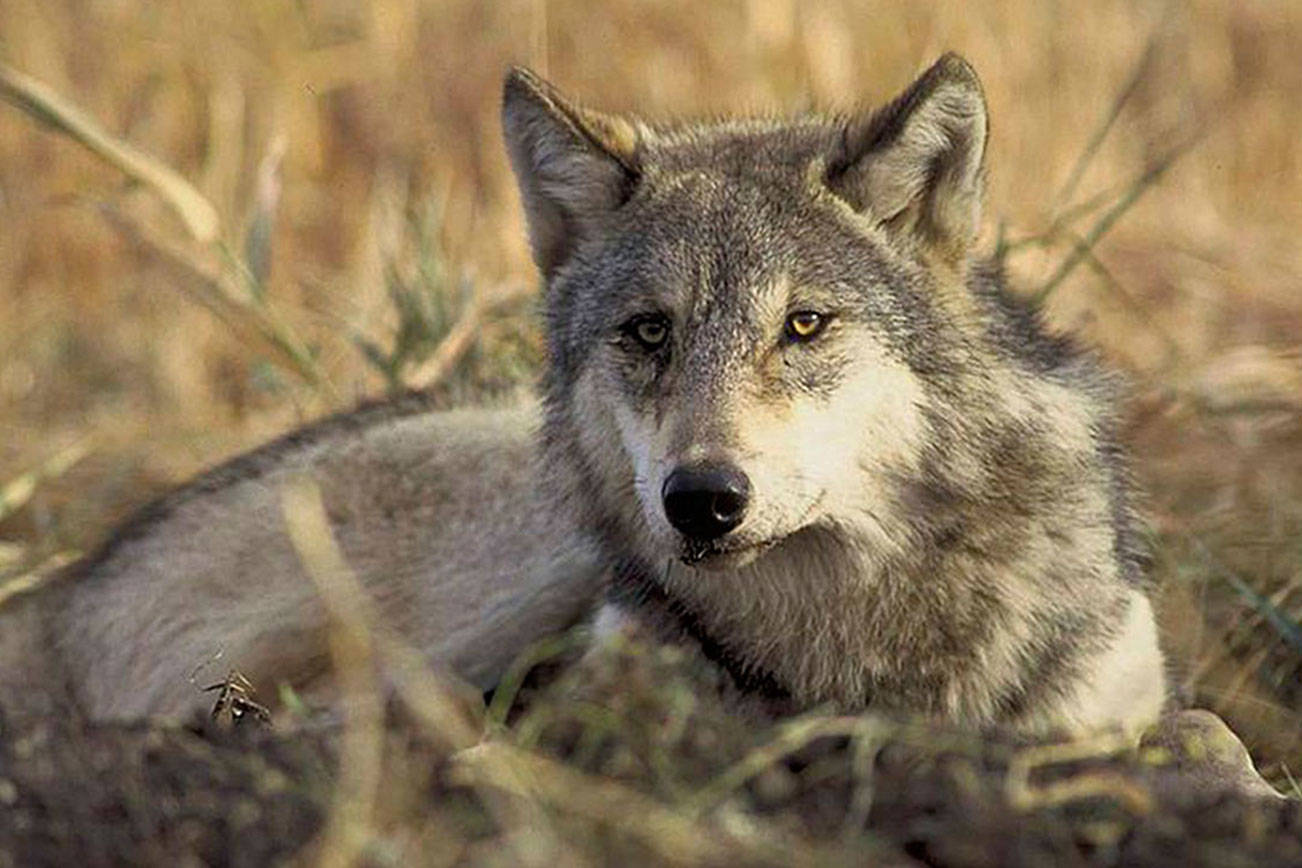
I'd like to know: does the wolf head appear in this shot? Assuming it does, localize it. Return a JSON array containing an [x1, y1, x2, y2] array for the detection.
[[503, 56, 992, 570]]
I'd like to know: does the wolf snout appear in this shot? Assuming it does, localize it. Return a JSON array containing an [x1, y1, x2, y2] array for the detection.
[[661, 463, 750, 540]]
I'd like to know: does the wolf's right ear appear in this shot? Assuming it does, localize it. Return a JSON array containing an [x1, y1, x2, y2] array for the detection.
[[502, 68, 640, 279]]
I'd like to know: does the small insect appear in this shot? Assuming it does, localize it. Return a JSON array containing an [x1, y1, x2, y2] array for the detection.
[[202, 669, 272, 729]]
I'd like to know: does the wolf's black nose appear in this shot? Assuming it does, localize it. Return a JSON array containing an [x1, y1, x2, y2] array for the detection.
[[662, 464, 750, 540]]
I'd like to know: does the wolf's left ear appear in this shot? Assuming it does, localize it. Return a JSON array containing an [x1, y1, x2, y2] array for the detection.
[[502, 67, 641, 279], [828, 54, 987, 263]]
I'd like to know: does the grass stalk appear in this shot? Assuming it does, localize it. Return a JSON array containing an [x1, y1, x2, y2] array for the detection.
[[0, 60, 219, 243]]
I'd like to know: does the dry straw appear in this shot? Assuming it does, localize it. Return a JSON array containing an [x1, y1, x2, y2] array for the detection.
[[0, 60, 339, 397], [0, 60, 220, 243]]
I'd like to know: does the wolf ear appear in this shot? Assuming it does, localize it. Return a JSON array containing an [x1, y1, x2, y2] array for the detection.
[[502, 67, 640, 279], [828, 54, 987, 263]]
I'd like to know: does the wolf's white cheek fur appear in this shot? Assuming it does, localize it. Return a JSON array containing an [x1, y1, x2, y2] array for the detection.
[[738, 346, 928, 543], [611, 401, 671, 536]]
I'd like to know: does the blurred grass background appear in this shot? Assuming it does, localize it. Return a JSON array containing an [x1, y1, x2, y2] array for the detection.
[[0, 0, 1300, 777]]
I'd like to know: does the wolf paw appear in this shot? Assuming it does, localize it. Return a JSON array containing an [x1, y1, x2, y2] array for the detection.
[[1139, 709, 1284, 801]]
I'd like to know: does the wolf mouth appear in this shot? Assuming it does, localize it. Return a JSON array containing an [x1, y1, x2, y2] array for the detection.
[[677, 490, 827, 566], [679, 537, 772, 565]]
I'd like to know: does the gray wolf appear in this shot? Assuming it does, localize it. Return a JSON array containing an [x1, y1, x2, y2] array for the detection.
[[503, 53, 1166, 735], [0, 55, 1176, 741]]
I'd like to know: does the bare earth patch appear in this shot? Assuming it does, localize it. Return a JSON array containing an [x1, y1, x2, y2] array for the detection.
[[2, 639, 1298, 867]]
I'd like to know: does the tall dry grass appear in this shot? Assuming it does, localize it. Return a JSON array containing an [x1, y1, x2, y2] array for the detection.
[[1, 0, 1300, 775]]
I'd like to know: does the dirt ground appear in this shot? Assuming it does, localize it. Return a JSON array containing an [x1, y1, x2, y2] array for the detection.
[[1, 639, 1299, 867]]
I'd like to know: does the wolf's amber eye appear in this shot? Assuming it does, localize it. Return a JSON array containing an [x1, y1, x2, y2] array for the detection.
[[623, 315, 670, 350], [784, 311, 828, 342]]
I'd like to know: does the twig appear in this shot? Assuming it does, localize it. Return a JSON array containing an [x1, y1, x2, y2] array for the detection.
[[283, 476, 582, 866], [1060, 228, 1184, 361], [243, 134, 287, 294], [0, 62, 338, 400], [0, 439, 92, 522], [281, 474, 386, 867], [404, 296, 485, 390], [449, 741, 797, 866], [485, 630, 585, 730], [685, 713, 870, 816], [1052, 41, 1157, 212], [280, 473, 483, 751], [404, 283, 532, 391], [1279, 764, 1301, 800], [1190, 537, 1302, 657], [1000, 181, 1130, 255], [1033, 137, 1197, 305], [840, 716, 892, 841], [0, 60, 219, 242], [103, 208, 337, 398], [373, 632, 484, 751], [0, 551, 80, 610], [1009, 770, 1153, 815], [1005, 730, 1151, 814]]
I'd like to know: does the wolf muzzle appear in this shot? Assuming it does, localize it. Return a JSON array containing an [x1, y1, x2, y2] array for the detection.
[[661, 463, 750, 541]]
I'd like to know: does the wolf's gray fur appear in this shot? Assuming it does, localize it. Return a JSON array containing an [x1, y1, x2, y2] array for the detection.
[[503, 54, 1166, 734], [1, 397, 605, 727], [1, 56, 1170, 739]]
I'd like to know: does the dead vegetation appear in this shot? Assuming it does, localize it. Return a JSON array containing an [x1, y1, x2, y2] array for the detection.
[[2, 631, 1300, 867], [1, 0, 1301, 863]]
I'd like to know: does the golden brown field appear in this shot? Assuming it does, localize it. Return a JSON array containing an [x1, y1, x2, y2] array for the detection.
[[2, 0, 1302, 859]]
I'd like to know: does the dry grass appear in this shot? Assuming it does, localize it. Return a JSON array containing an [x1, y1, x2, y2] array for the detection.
[[1, 0, 1301, 853]]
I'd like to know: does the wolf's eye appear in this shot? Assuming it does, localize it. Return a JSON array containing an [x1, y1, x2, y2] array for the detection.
[[784, 311, 829, 342], [622, 314, 670, 351]]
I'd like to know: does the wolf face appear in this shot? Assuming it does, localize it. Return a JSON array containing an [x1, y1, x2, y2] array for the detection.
[[502, 57, 1163, 730], [504, 56, 988, 571]]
